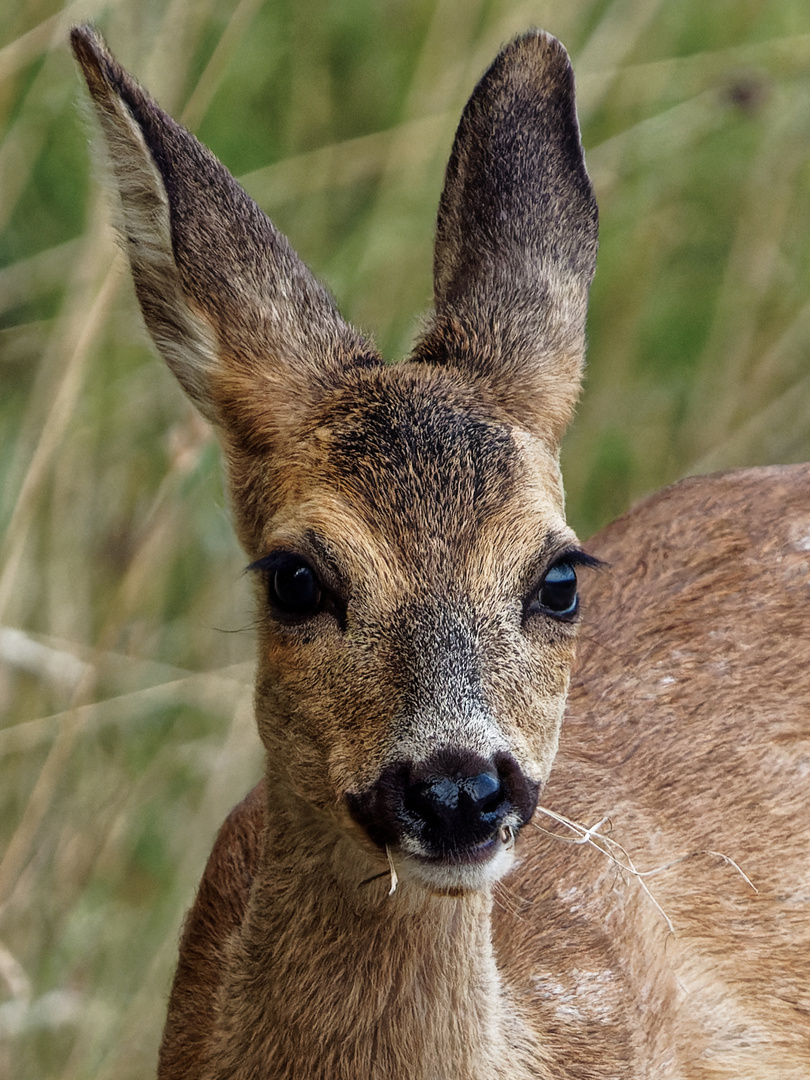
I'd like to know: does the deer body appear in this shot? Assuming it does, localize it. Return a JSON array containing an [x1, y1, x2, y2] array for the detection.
[[70, 24, 810, 1079]]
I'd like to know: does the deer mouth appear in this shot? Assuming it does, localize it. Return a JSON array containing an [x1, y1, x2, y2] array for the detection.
[[419, 831, 510, 864], [391, 829, 522, 894]]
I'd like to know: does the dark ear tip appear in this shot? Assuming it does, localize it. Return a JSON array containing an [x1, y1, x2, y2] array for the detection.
[[490, 29, 574, 92], [70, 24, 105, 67], [70, 24, 133, 108]]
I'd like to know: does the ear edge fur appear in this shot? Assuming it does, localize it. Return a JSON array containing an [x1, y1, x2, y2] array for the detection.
[[71, 25, 384, 442], [414, 29, 597, 448]]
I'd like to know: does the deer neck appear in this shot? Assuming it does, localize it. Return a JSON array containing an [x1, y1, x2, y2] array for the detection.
[[204, 783, 538, 1080]]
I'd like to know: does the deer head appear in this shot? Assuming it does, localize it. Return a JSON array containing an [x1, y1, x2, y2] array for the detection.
[[71, 26, 598, 895]]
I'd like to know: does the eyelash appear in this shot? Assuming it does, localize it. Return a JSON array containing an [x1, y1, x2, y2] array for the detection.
[[247, 550, 350, 628], [525, 549, 603, 622]]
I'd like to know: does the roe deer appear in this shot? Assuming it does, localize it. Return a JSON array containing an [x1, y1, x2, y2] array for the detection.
[[71, 25, 810, 1079]]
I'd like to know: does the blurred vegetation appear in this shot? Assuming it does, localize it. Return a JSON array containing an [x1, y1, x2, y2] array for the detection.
[[1, 0, 809, 1076]]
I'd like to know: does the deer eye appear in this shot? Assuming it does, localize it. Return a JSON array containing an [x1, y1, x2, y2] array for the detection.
[[270, 558, 322, 618], [248, 553, 324, 620], [534, 561, 578, 619]]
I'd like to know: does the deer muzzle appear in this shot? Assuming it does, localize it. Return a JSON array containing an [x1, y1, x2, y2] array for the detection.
[[347, 746, 539, 871]]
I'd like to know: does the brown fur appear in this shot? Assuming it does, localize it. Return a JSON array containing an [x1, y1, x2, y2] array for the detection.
[[70, 23, 810, 1080]]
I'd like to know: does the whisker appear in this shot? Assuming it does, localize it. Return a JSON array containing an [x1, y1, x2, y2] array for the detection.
[[357, 869, 390, 889], [492, 879, 528, 921]]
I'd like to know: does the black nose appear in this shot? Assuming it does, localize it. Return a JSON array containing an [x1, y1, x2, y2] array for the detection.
[[404, 769, 505, 844], [347, 748, 540, 861]]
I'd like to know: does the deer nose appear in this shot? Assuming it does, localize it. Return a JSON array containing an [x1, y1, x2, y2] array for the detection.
[[403, 770, 504, 840]]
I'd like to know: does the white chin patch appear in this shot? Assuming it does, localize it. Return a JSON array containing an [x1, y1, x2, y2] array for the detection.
[[396, 840, 517, 894]]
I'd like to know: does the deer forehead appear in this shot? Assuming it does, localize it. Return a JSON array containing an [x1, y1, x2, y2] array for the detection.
[[260, 366, 573, 599]]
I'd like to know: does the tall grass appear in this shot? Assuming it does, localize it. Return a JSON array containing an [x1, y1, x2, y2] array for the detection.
[[1, 1, 809, 1076]]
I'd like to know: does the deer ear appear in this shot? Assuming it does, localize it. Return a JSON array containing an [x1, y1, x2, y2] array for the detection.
[[414, 30, 597, 448], [70, 26, 380, 444]]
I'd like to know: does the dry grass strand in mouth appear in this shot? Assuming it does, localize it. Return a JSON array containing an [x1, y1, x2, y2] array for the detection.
[[357, 845, 398, 895], [533, 805, 757, 935], [385, 845, 398, 896], [500, 824, 516, 850]]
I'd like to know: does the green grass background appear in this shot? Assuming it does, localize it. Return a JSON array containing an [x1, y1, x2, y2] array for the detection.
[[1, 0, 810, 1076]]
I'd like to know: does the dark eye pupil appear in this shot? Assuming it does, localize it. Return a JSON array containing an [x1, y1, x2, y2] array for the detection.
[[271, 562, 321, 616], [538, 562, 578, 616]]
